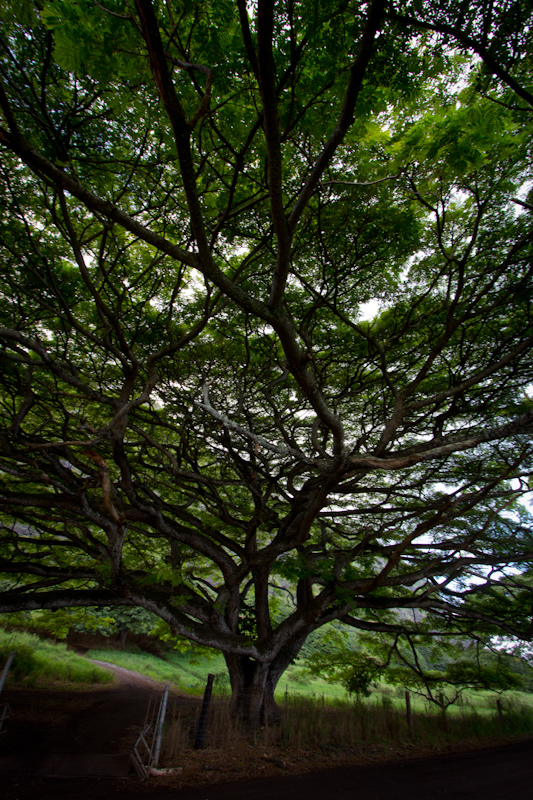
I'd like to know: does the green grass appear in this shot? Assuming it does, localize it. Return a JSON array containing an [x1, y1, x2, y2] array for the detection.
[[277, 692, 533, 749], [277, 663, 350, 701], [0, 628, 113, 687]]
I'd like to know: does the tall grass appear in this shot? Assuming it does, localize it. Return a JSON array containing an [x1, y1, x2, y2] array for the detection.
[[0, 628, 113, 687], [161, 692, 533, 766]]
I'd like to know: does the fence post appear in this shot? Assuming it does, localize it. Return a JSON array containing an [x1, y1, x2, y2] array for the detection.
[[152, 685, 169, 768], [0, 653, 15, 696], [405, 690, 412, 735], [194, 673, 215, 750], [438, 693, 448, 733]]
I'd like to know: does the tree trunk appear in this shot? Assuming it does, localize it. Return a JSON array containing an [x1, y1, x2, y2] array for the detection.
[[224, 641, 305, 725]]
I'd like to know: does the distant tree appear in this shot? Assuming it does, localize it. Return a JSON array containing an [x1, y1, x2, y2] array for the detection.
[[1, 0, 533, 722], [305, 636, 383, 698], [306, 629, 526, 712], [385, 637, 524, 714]]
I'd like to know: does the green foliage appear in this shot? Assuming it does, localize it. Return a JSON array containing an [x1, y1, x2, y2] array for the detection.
[[304, 628, 382, 696], [0, 608, 118, 639], [0, 0, 533, 715], [41, 0, 144, 82], [304, 628, 531, 710]]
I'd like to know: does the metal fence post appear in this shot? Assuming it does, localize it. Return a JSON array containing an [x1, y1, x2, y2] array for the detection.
[[0, 653, 15, 696], [152, 685, 169, 768]]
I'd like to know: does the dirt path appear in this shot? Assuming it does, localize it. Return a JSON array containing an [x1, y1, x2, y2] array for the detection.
[[1, 666, 532, 799], [0, 659, 199, 786], [0, 660, 186, 756]]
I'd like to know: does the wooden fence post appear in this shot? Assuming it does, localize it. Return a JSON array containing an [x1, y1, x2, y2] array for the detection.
[[405, 690, 413, 735], [194, 673, 215, 750]]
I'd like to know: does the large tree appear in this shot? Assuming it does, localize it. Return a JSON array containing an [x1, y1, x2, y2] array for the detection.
[[1, 0, 533, 720]]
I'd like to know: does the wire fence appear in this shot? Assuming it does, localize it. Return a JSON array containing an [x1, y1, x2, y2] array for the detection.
[[157, 681, 532, 766]]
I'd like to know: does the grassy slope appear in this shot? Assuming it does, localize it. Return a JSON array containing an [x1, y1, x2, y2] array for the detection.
[[0, 628, 113, 687], [86, 647, 220, 693]]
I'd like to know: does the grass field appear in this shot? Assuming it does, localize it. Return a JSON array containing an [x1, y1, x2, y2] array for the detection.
[[83, 644, 533, 721], [162, 690, 533, 764]]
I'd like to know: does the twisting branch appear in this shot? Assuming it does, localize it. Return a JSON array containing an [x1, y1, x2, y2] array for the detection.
[[195, 382, 319, 465], [83, 450, 124, 525], [256, 0, 292, 309]]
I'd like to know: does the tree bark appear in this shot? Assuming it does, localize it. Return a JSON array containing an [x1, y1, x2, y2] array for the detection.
[[224, 638, 306, 724]]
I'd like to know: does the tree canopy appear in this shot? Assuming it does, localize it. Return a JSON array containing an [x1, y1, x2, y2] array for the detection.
[[1, 0, 533, 720]]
